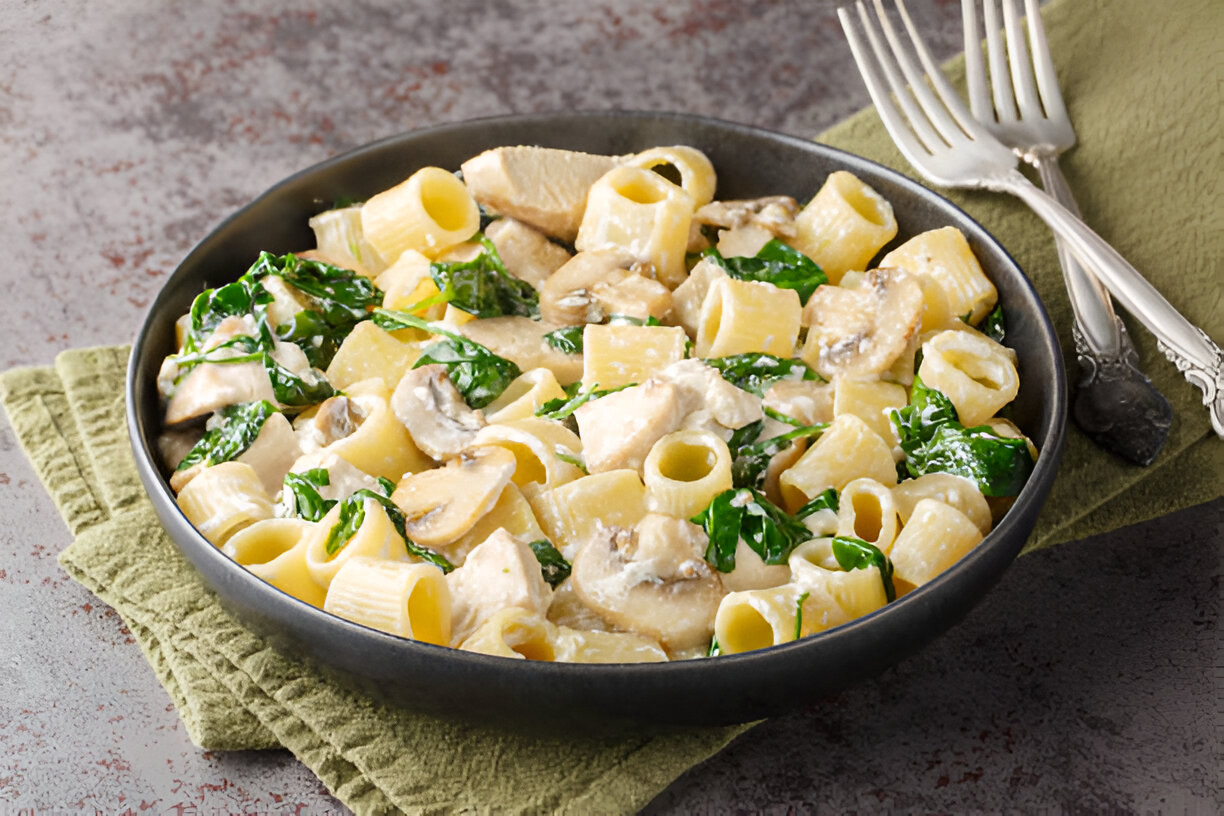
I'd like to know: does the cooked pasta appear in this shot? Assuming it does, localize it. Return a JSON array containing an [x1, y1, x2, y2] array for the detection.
[[158, 143, 1036, 662]]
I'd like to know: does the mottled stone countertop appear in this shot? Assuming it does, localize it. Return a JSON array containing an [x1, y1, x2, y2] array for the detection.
[[1, 1, 1218, 812]]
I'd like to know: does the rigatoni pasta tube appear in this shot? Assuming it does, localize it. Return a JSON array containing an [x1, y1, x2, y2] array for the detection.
[[523, 469, 647, 560], [714, 582, 850, 654], [918, 330, 1019, 428], [323, 556, 451, 645], [575, 165, 694, 287], [880, 226, 997, 326], [225, 518, 325, 607], [551, 626, 668, 663], [790, 171, 897, 284], [695, 276, 802, 359], [622, 145, 717, 209], [889, 498, 984, 588], [360, 166, 480, 261], [483, 367, 568, 423], [459, 607, 557, 660], [835, 477, 901, 555], [319, 379, 432, 481], [778, 414, 897, 513], [891, 473, 992, 536], [176, 461, 275, 547], [302, 496, 406, 590], [581, 324, 688, 390], [470, 417, 584, 488], [643, 429, 733, 520]]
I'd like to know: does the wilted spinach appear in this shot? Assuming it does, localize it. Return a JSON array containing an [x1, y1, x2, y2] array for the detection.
[[281, 468, 336, 522], [705, 353, 823, 396], [704, 239, 827, 304], [830, 535, 897, 602], [527, 539, 571, 588], [429, 235, 538, 319], [322, 489, 454, 572], [175, 400, 277, 471], [692, 487, 813, 572]]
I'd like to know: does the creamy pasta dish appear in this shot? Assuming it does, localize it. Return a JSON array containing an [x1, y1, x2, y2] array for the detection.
[[157, 144, 1036, 662]]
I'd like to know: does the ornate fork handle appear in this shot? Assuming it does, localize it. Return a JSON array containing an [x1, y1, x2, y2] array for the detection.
[[988, 168, 1224, 437]]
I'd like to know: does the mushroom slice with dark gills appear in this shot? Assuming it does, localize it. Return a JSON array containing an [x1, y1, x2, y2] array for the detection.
[[571, 513, 726, 653], [389, 446, 516, 550], [391, 364, 487, 461], [800, 268, 924, 380]]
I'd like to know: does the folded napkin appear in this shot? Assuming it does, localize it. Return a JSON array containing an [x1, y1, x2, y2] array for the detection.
[[1, 0, 1219, 812]]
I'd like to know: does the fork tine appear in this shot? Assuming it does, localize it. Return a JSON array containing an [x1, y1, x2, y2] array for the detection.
[[890, 0, 984, 138], [1024, 0, 1070, 122], [837, 4, 938, 166], [1002, 0, 1043, 120], [982, 0, 1016, 121], [961, 0, 993, 122]]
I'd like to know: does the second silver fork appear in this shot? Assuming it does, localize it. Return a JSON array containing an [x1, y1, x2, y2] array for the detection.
[[962, 0, 1172, 465]]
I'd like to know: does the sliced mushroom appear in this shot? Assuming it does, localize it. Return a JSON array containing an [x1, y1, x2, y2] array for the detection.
[[456, 316, 584, 386], [570, 514, 725, 652], [390, 364, 487, 461], [484, 217, 572, 289], [538, 248, 636, 326], [389, 446, 516, 548], [694, 196, 800, 239], [590, 272, 673, 323], [459, 146, 627, 243], [446, 528, 554, 645], [799, 267, 924, 380]]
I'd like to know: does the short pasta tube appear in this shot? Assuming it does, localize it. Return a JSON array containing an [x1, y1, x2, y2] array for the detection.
[[575, 165, 694, 287], [880, 226, 997, 326], [302, 495, 407, 590], [315, 379, 432, 481], [892, 473, 992, 536], [889, 498, 984, 588], [360, 166, 480, 261], [323, 556, 451, 645], [324, 321, 421, 392], [581, 323, 689, 390], [643, 429, 733, 520], [778, 414, 897, 512], [918, 329, 1019, 428], [832, 377, 908, 447], [522, 469, 647, 560], [225, 519, 325, 607], [459, 607, 557, 661], [552, 626, 668, 663], [835, 477, 901, 555], [713, 582, 850, 654], [789, 546, 889, 621], [483, 367, 568, 423], [622, 145, 717, 209], [470, 417, 584, 488], [308, 205, 387, 276], [176, 461, 275, 547], [695, 276, 802, 359], [790, 171, 898, 284]]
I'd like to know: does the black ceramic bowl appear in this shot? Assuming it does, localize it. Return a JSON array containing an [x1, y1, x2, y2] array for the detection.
[[128, 111, 1066, 731]]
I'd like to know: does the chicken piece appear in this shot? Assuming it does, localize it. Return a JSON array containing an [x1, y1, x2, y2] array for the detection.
[[652, 358, 763, 431], [484, 217, 572, 289], [574, 380, 686, 473], [446, 528, 554, 645], [460, 146, 626, 243]]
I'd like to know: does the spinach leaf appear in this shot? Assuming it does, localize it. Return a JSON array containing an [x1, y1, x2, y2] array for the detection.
[[246, 252, 383, 369], [184, 278, 271, 354], [175, 400, 277, 471], [430, 235, 539, 319], [830, 535, 897, 602], [692, 488, 813, 572], [890, 376, 1034, 496], [728, 421, 828, 490], [705, 353, 823, 396], [376, 476, 396, 497], [607, 314, 662, 326], [534, 383, 633, 421], [262, 354, 336, 407], [794, 590, 810, 640], [323, 489, 454, 572], [542, 324, 585, 354], [371, 309, 520, 409], [704, 239, 827, 304], [795, 488, 839, 520], [527, 539, 572, 588], [281, 468, 336, 522], [980, 303, 1006, 344]]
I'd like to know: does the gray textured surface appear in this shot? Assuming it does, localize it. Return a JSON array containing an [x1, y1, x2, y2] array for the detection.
[[0, 0, 1219, 812]]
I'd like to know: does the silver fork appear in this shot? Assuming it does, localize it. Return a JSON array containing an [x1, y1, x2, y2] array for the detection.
[[962, 0, 1171, 465], [838, 0, 1224, 440]]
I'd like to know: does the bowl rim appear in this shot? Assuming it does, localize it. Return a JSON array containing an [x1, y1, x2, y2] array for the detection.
[[126, 109, 1067, 721]]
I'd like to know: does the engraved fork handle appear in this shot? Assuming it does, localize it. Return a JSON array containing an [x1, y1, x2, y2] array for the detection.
[[993, 169, 1224, 438]]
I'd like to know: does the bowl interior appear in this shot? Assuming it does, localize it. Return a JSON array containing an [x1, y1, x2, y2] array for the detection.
[[128, 111, 1066, 730]]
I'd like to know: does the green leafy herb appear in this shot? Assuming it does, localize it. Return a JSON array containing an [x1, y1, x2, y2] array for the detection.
[[728, 420, 828, 490], [761, 405, 806, 427], [980, 303, 1006, 344], [705, 353, 823, 396], [708, 635, 721, 657], [429, 235, 539, 319], [794, 488, 839, 520], [542, 324, 585, 354], [704, 239, 827, 304], [890, 376, 1034, 496], [554, 449, 587, 474], [184, 278, 271, 354], [262, 353, 336, 407], [281, 468, 336, 522], [692, 488, 813, 572], [322, 490, 454, 572], [534, 382, 633, 421], [376, 476, 396, 497], [794, 590, 810, 640], [830, 535, 897, 602], [371, 309, 521, 409], [175, 400, 277, 471], [606, 314, 662, 326], [527, 539, 572, 588]]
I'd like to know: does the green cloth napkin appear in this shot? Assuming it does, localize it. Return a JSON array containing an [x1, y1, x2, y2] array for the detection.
[[1, 0, 1220, 812]]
